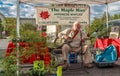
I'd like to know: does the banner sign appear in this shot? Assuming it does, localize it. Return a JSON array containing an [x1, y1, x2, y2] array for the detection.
[[36, 4, 90, 25]]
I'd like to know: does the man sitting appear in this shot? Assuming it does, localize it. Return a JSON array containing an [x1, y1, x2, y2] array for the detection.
[[59, 21, 93, 70]]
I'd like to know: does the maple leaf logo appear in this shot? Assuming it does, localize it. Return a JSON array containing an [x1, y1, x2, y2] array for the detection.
[[40, 11, 50, 19]]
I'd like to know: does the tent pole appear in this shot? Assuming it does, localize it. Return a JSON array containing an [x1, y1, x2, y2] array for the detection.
[[105, 3, 109, 36], [16, 0, 20, 76]]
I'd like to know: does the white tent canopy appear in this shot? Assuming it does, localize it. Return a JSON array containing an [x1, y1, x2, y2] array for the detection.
[[20, 0, 120, 4], [16, 0, 120, 76], [19, 0, 120, 35]]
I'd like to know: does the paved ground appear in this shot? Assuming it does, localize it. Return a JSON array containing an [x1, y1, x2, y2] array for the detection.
[[63, 61, 120, 76], [0, 39, 9, 50]]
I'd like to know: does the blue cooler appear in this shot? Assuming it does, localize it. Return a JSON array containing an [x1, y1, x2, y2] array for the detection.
[[68, 53, 78, 63]]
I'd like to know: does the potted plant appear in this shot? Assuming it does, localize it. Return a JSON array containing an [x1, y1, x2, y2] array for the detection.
[[3, 23, 59, 76]]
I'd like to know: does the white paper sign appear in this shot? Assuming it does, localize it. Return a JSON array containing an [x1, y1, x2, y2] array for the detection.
[[36, 4, 90, 25]]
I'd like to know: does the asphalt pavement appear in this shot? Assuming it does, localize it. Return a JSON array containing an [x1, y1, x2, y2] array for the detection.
[[0, 39, 9, 50], [62, 60, 120, 76]]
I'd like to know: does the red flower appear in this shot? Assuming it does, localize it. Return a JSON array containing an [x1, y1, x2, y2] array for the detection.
[[41, 32, 47, 37], [40, 11, 50, 19]]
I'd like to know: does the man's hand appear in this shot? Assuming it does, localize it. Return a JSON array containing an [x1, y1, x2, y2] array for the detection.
[[63, 35, 68, 39]]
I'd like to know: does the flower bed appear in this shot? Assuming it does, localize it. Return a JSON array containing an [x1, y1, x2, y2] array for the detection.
[[5, 41, 51, 66]]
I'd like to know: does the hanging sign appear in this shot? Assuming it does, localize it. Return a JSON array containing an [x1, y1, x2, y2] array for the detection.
[[36, 4, 90, 25]]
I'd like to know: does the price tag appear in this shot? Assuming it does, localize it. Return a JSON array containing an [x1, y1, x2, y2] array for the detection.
[[34, 60, 44, 71], [57, 66, 62, 76]]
